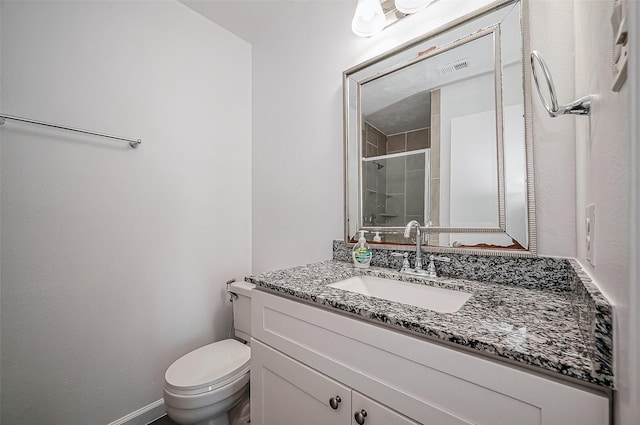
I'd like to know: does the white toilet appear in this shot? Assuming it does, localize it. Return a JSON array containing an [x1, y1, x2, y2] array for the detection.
[[163, 281, 255, 425]]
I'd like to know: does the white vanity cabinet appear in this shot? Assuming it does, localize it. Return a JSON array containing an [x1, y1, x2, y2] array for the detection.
[[251, 339, 418, 425], [250, 290, 610, 425]]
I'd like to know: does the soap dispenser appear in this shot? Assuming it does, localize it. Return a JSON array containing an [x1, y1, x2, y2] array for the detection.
[[373, 232, 382, 242], [352, 230, 372, 268]]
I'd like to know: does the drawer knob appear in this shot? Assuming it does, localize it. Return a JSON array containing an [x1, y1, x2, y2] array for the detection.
[[354, 409, 368, 424], [329, 396, 342, 409]]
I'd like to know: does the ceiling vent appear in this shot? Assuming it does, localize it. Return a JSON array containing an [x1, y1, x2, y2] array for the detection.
[[438, 58, 471, 75]]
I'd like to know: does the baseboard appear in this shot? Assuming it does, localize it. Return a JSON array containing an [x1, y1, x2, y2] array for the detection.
[[107, 399, 166, 425]]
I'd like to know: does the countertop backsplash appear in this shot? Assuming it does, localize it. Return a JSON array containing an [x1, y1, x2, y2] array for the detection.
[[333, 240, 571, 291], [567, 260, 614, 379]]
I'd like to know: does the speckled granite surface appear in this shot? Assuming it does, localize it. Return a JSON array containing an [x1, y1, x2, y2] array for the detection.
[[333, 240, 572, 290], [247, 257, 614, 389]]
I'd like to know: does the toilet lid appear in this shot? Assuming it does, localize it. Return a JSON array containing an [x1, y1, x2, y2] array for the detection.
[[165, 339, 250, 394]]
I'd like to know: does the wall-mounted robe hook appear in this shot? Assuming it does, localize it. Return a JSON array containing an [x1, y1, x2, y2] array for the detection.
[[530, 50, 591, 117]]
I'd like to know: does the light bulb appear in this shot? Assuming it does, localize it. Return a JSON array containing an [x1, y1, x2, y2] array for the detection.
[[395, 0, 432, 14], [351, 0, 386, 38]]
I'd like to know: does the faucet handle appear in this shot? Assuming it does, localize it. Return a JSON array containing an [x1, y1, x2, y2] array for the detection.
[[391, 252, 411, 272], [426, 255, 450, 277]]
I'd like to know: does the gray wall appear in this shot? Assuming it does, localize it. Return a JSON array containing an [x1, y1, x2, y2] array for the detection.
[[0, 2, 251, 423], [573, 2, 637, 424]]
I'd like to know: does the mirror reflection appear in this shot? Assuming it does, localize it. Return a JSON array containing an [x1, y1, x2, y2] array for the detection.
[[361, 31, 498, 230], [345, 0, 534, 253]]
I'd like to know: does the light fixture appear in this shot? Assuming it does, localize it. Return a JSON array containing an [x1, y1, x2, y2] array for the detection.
[[394, 0, 432, 14], [352, 0, 434, 37], [351, 0, 386, 38]]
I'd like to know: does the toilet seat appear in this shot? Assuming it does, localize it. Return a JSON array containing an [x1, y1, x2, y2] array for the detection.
[[165, 339, 250, 396]]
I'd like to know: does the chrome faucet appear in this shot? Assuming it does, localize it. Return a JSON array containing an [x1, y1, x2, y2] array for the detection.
[[403, 220, 425, 273], [401, 221, 448, 277]]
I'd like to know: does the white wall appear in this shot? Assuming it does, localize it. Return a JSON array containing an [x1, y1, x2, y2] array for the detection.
[[243, 0, 577, 273], [249, 2, 354, 273], [573, 2, 635, 425], [629, 3, 640, 422], [527, 0, 577, 257], [0, 2, 251, 424]]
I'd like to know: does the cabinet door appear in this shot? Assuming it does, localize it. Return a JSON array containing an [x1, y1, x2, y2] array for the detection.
[[352, 391, 421, 425], [251, 339, 352, 425]]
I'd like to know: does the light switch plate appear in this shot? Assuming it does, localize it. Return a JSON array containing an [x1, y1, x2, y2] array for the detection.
[[586, 204, 596, 266]]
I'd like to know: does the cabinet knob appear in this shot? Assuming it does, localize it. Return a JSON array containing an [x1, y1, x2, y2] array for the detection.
[[329, 395, 342, 410], [354, 409, 368, 424]]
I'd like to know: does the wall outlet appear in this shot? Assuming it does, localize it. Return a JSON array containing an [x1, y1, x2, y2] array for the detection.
[[586, 204, 596, 266]]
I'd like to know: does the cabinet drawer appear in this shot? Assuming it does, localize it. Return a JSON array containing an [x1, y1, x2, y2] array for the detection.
[[252, 290, 609, 425]]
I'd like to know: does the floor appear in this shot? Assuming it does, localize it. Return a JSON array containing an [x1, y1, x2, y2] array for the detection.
[[148, 415, 178, 425]]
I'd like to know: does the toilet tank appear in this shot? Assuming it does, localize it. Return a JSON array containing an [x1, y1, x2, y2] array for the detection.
[[229, 281, 255, 343]]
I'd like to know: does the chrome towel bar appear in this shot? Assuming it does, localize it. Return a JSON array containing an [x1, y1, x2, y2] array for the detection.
[[0, 113, 142, 148], [530, 50, 591, 117]]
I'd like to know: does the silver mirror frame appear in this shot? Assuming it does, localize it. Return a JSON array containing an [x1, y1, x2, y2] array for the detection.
[[342, 0, 536, 257]]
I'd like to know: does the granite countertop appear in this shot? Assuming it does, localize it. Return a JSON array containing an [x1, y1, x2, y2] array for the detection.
[[246, 259, 614, 389]]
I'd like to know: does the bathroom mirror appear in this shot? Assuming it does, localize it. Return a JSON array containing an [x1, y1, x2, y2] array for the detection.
[[344, 0, 535, 255]]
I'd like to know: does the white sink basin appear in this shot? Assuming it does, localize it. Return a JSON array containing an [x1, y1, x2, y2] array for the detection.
[[327, 275, 471, 313]]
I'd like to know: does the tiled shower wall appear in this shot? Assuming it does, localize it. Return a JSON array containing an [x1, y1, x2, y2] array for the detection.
[[362, 123, 388, 225], [362, 122, 430, 229], [363, 123, 387, 157]]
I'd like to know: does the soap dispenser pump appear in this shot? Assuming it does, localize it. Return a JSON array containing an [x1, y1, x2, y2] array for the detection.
[[352, 230, 372, 268]]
